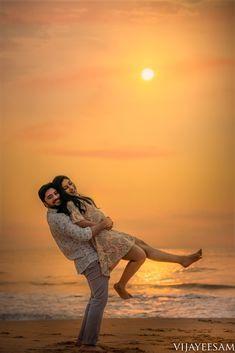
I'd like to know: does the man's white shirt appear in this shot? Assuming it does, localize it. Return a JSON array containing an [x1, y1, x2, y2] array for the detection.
[[47, 208, 98, 274]]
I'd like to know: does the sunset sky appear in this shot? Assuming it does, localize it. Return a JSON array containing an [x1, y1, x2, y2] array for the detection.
[[1, 0, 234, 250]]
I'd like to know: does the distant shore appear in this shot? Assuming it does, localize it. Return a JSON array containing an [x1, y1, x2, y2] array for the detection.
[[0, 318, 234, 353]]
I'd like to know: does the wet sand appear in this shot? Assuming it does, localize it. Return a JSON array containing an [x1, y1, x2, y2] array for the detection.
[[0, 318, 234, 353]]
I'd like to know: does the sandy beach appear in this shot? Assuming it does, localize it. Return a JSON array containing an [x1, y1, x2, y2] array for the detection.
[[0, 318, 234, 353]]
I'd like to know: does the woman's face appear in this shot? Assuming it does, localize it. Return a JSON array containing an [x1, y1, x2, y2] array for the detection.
[[61, 178, 77, 196]]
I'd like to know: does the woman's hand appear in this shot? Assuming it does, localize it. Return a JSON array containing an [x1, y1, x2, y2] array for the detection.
[[105, 216, 113, 230], [91, 217, 113, 237], [101, 216, 113, 230]]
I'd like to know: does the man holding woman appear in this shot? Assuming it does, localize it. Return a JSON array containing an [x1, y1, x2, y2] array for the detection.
[[38, 182, 112, 353], [38, 177, 202, 352]]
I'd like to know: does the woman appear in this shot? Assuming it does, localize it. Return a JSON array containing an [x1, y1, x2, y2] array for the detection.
[[53, 175, 202, 299]]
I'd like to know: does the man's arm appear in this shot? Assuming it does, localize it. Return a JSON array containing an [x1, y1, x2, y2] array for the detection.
[[48, 212, 112, 242], [91, 217, 113, 237], [73, 218, 113, 233], [74, 220, 97, 228]]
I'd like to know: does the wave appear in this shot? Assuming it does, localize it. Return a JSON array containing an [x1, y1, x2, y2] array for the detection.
[[150, 283, 235, 290], [1, 292, 235, 320], [0, 292, 217, 302], [1, 280, 235, 291], [176, 267, 217, 273], [30, 281, 78, 286], [110, 293, 218, 301], [0, 281, 79, 286], [0, 313, 54, 320], [0, 281, 18, 285]]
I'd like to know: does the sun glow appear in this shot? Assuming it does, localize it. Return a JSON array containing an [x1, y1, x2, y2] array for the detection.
[[141, 68, 155, 81]]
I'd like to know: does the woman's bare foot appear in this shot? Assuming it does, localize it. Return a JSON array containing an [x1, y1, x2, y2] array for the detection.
[[114, 283, 133, 300], [180, 249, 202, 268]]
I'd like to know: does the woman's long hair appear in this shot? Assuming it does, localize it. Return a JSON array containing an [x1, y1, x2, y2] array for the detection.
[[52, 175, 98, 216]]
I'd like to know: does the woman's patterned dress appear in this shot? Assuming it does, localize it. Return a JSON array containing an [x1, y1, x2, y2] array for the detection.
[[67, 200, 135, 276]]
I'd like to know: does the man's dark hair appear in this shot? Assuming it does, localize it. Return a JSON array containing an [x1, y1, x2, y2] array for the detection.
[[38, 182, 55, 202]]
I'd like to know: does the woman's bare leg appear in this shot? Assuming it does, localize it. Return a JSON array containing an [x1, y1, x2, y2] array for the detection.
[[114, 245, 146, 300], [135, 238, 202, 267]]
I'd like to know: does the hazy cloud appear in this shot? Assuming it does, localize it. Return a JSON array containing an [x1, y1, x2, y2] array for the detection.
[[1, 0, 233, 27], [42, 147, 172, 160], [166, 57, 235, 75], [0, 2, 88, 25], [168, 211, 235, 226], [21, 66, 125, 88], [15, 121, 67, 142], [15, 56, 234, 88]]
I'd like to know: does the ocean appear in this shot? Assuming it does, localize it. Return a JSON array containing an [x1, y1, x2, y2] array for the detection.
[[0, 247, 234, 320]]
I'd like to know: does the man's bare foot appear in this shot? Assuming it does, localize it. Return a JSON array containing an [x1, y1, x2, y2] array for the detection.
[[75, 339, 82, 347], [78, 344, 106, 352], [114, 283, 133, 300], [180, 249, 202, 268]]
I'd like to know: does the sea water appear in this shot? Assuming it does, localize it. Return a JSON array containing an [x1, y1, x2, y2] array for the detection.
[[0, 247, 234, 320]]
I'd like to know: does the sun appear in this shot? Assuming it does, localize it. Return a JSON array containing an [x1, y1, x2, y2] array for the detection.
[[141, 68, 155, 81]]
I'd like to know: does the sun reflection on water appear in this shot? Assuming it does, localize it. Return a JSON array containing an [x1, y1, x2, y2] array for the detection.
[[131, 259, 180, 285]]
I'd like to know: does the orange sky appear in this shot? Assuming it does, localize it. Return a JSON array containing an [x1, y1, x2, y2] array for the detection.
[[1, 0, 234, 250]]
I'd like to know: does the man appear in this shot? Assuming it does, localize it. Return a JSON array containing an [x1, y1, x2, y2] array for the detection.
[[38, 182, 113, 353]]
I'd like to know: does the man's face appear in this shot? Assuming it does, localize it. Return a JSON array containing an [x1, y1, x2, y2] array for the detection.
[[44, 188, 61, 208]]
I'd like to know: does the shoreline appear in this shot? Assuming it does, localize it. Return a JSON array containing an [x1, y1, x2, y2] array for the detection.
[[0, 318, 234, 353]]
